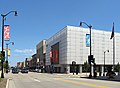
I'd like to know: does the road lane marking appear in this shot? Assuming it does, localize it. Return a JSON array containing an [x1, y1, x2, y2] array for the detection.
[[55, 78, 108, 88], [33, 78, 41, 82]]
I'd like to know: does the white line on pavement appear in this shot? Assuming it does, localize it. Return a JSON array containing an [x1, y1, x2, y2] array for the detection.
[[33, 79, 41, 82]]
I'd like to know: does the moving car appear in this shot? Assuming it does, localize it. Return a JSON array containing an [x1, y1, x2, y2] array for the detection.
[[12, 68, 19, 74]]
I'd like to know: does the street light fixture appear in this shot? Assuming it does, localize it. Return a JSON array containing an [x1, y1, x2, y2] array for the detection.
[[6, 42, 14, 73], [1, 11, 17, 78], [103, 50, 109, 76], [80, 22, 93, 78]]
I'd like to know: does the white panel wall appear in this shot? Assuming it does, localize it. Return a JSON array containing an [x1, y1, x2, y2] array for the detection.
[[66, 26, 89, 64], [66, 26, 120, 65], [46, 26, 120, 65], [46, 27, 67, 65]]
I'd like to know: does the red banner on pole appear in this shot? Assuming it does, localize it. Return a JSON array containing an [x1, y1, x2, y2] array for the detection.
[[4, 25, 10, 41]]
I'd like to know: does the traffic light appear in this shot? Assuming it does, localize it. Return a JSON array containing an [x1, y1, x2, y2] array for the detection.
[[91, 58, 95, 63], [88, 55, 95, 64]]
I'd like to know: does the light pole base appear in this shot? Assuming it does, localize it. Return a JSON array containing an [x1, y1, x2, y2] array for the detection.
[[6, 60, 8, 73], [89, 74, 92, 78], [1, 60, 4, 78], [103, 73, 105, 76], [1, 72, 4, 78], [6, 70, 8, 73]]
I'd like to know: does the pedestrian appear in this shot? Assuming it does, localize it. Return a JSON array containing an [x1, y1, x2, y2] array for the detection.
[[94, 70, 97, 77], [76, 66, 79, 75]]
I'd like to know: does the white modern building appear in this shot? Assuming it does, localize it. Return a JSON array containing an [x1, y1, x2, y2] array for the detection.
[[46, 26, 120, 74]]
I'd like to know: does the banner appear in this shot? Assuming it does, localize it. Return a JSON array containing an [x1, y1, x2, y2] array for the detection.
[[50, 50, 53, 63], [51, 42, 59, 64], [4, 25, 10, 41], [86, 34, 90, 47], [8, 49, 10, 56], [50, 50, 52, 58]]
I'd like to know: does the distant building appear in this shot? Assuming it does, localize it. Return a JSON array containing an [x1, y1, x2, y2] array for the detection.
[[31, 54, 37, 69], [17, 62, 24, 69], [46, 26, 120, 74], [25, 58, 32, 69], [36, 40, 46, 69]]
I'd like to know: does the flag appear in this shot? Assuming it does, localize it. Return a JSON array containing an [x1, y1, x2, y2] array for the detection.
[[110, 23, 114, 39]]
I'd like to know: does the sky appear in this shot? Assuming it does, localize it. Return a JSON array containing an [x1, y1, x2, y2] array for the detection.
[[0, 0, 120, 66]]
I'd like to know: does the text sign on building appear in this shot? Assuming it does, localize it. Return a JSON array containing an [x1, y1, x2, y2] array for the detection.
[[4, 25, 10, 41], [86, 34, 90, 47]]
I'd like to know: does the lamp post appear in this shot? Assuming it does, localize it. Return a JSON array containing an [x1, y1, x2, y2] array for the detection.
[[6, 42, 14, 73], [80, 22, 92, 78], [103, 50, 109, 76], [1, 11, 17, 78]]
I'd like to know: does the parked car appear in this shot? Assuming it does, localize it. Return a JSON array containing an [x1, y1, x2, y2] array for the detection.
[[12, 68, 19, 74], [37, 69, 41, 73], [32, 69, 37, 72], [21, 69, 28, 73]]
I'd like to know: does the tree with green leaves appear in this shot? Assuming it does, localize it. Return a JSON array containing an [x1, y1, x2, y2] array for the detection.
[[3, 62, 9, 69], [83, 61, 90, 72], [114, 62, 120, 72]]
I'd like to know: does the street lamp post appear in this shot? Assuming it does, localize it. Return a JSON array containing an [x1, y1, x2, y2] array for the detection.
[[103, 50, 109, 76], [80, 22, 92, 78], [6, 42, 14, 73], [1, 11, 17, 78]]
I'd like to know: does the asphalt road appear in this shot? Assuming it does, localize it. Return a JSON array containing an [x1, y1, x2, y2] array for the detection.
[[5, 72, 120, 88]]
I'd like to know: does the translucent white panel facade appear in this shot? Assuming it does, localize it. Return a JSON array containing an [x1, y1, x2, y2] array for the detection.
[[46, 27, 67, 65], [46, 26, 120, 72]]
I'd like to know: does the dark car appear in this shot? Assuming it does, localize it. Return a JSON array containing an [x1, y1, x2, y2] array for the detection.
[[21, 69, 28, 73], [12, 68, 19, 74]]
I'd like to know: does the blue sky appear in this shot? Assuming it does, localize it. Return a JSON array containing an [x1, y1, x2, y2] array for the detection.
[[0, 0, 120, 66]]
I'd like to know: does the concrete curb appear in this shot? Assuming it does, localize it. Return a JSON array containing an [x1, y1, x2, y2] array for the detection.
[[6, 78, 10, 88], [6, 78, 14, 88]]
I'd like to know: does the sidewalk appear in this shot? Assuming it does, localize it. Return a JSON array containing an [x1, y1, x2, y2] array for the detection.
[[77, 73, 120, 81], [94, 75, 120, 81], [56, 72, 120, 81], [6, 78, 15, 88], [5, 73, 16, 88], [56, 73, 90, 78]]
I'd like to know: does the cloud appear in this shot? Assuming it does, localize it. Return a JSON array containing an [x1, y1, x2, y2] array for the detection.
[[14, 49, 36, 55]]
